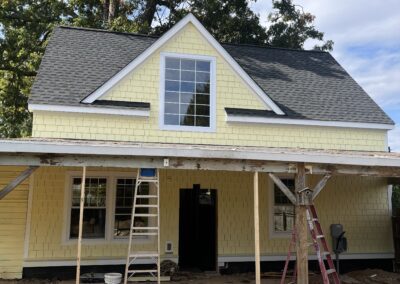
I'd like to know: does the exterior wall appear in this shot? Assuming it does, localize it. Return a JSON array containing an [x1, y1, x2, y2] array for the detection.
[[31, 23, 388, 152], [0, 166, 30, 279], [20, 167, 392, 271]]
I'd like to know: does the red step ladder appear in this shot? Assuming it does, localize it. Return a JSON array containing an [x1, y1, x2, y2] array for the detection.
[[280, 205, 340, 284]]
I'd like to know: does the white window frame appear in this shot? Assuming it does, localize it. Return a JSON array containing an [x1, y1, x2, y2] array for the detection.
[[159, 52, 217, 132], [268, 175, 295, 239], [63, 171, 152, 245]]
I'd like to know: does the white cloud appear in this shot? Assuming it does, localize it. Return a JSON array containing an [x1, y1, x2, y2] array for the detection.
[[250, 0, 400, 151]]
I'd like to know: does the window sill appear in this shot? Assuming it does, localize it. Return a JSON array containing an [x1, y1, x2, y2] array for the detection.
[[160, 124, 216, 133], [269, 231, 292, 239]]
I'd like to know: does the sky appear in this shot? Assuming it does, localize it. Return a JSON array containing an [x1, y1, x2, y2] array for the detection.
[[250, 0, 400, 151]]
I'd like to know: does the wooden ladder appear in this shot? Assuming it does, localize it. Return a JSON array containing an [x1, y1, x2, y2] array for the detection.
[[281, 205, 340, 284], [124, 169, 160, 284]]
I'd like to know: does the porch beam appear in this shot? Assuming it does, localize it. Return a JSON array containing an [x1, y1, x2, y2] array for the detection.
[[295, 163, 308, 284], [268, 173, 296, 204], [76, 166, 86, 284], [312, 174, 331, 200], [253, 171, 261, 284], [1, 154, 400, 177], [0, 166, 38, 200]]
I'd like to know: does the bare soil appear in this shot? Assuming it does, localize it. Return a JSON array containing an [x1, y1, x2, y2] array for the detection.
[[0, 269, 399, 284]]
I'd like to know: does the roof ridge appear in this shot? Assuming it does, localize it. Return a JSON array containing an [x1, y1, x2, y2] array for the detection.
[[58, 25, 159, 39], [58, 25, 327, 54]]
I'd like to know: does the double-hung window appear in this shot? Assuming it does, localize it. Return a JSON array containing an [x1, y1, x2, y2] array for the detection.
[[114, 178, 149, 238], [272, 178, 295, 233], [70, 178, 107, 239], [161, 53, 215, 131]]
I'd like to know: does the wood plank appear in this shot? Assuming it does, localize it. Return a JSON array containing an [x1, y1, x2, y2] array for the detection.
[[312, 174, 331, 200], [76, 166, 86, 284], [295, 163, 308, 284], [268, 173, 296, 204], [0, 166, 38, 200], [253, 171, 261, 284], [1, 153, 400, 177]]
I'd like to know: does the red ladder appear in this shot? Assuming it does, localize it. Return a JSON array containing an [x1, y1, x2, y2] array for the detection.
[[280, 205, 340, 284]]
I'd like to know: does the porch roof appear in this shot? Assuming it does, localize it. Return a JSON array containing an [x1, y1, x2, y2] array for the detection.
[[1, 138, 400, 177]]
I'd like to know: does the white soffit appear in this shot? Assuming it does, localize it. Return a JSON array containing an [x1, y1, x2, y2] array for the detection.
[[80, 14, 285, 115]]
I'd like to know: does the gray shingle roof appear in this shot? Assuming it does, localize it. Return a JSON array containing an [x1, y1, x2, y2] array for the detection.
[[29, 26, 394, 125]]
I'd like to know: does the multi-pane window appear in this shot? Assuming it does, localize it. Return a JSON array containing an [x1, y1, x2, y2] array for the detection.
[[163, 56, 211, 128], [114, 179, 149, 238], [70, 178, 107, 239], [273, 178, 295, 233]]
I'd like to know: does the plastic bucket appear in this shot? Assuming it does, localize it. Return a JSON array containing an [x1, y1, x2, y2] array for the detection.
[[104, 273, 122, 284]]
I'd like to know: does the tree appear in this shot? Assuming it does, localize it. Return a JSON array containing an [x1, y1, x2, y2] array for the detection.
[[266, 0, 333, 51], [0, 0, 332, 137], [0, 0, 68, 137]]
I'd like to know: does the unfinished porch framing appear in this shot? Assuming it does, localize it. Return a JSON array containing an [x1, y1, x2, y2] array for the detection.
[[1, 139, 400, 283]]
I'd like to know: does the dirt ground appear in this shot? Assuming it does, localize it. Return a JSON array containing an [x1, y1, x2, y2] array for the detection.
[[0, 269, 399, 284]]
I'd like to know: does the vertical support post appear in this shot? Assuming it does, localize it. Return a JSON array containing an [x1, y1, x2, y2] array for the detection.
[[76, 166, 86, 284], [296, 163, 308, 284], [253, 171, 261, 284]]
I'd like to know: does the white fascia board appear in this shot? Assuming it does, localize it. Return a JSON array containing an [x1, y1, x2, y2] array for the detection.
[[81, 14, 285, 116], [226, 114, 395, 130], [28, 103, 150, 117], [1, 140, 400, 167]]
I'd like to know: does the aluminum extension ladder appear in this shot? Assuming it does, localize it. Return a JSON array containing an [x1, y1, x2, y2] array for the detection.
[[124, 169, 160, 284], [281, 205, 340, 284]]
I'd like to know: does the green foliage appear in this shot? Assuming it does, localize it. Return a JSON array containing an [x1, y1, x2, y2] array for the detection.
[[267, 0, 333, 51], [393, 185, 400, 215], [0, 0, 332, 138]]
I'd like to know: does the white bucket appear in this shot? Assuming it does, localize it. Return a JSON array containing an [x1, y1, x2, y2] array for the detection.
[[104, 273, 122, 284]]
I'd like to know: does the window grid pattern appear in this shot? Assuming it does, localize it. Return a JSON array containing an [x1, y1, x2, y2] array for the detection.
[[164, 57, 211, 127], [114, 179, 149, 238], [70, 178, 107, 239], [273, 178, 295, 233]]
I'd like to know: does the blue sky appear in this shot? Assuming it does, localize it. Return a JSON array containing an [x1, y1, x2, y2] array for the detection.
[[250, 0, 400, 151]]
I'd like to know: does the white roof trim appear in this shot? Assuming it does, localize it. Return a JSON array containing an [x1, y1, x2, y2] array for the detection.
[[81, 14, 285, 115], [28, 103, 150, 117], [226, 113, 395, 130], [1, 139, 400, 167]]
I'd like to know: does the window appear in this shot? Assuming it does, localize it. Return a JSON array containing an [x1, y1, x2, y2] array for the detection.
[[70, 178, 107, 239], [114, 179, 149, 238], [273, 178, 295, 233], [161, 53, 215, 131]]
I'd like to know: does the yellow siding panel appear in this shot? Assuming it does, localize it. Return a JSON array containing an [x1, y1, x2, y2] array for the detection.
[[30, 23, 388, 152], [24, 167, 392, 265], [0, 166, 29, 279]]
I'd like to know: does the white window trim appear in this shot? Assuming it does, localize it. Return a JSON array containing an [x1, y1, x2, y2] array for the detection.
[[268, 174, 295, 239], [159, 52, 217, 133], [62, 171, 152, 245], [81, 14, 285, 116]]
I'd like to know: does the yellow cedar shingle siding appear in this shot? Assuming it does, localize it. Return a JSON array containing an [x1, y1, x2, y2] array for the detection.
[[31, 23, 388, 151], [24, 168, 392, 263], [0, 167, 29, 279]]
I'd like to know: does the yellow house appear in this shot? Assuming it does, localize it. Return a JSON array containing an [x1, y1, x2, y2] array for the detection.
[[0, 14, 400, 282]]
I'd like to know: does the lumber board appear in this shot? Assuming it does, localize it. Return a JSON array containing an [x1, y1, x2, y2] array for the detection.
[[0, 166, 38, 200], [253, 171, 261, 284], [295, 163, 308, 284], [268, 173, 296, 204], [76, 166, 86, 284]]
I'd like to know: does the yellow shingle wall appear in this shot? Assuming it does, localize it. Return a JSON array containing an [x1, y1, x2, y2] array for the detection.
[[31, 23, 388, 152], [24, 168, 392, 266], [0, 166, 30, 279]]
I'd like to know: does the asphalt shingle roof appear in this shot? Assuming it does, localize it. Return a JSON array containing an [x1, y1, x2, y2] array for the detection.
[[29, 26, 394, 125]]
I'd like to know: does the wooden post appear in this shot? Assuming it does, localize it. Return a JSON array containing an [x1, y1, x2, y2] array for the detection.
[[253, 171, 261, 284], [296, 163, 308, 284], [76, 166, 86, 284]]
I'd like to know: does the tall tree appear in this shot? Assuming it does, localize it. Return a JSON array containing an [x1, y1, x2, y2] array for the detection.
[[0, 0, 68, 137], [266, 0, 333, 51]]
